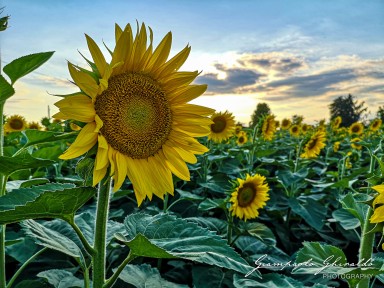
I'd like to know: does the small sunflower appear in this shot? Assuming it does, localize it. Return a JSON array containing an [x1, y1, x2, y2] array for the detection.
[[235, 124, 243, 136], [301, 123, 310, 134], [261, 115, 276, 141], [300, 130, 326, 158], [54, 22, 214, 206], [4, 115, 28, 132], [208, 111, 235, 143], [370, 118, 382, 132], [28, 121, 42, 130], [280, 118, 291, 130], [229, 173, 270, 221], [290, 124, 301, 137], [349, 122, 364, 135], [350, 137, 362, 150], [332, 116, 342, 130], [333, 141, 340, 152], [236, 131, 248, 145]]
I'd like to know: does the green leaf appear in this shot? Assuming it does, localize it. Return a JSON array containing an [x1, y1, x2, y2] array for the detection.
[[23, 220, 86, 266], [0, 183, 96, 224], [116, 264, 188, 288], [339, 193, 370, 226], [241, 222, 277, 246], [3, 51, 54, 84], [198, 198, 225, 211], [0, 73, 15, 101], [6, 178, 50, 192], [37, 269, 84, 288], [332, 209, 360, 230], [22, 130, 76, 147], [14, 280, 51, 288], [175, 188, 204, 201], [120, 213, 253, 275], [186, 217, 227, 234], [288, 198, 326, 230], [0, 151, 55, 177], [192, 266, 233, 288]]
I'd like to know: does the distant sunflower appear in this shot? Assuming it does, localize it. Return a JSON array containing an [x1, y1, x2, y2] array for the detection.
[[28, 121, 42, 130], [4, 115, 27, 132], [333, 141, 340, 152], [229, 173, 270, 221], [350, 137, 362, 150], [332, 116, 342, 130], [208, 111, 235, 143], [54, 22, 214, 205], [290, 124, 301, 137], [349, 122, 364, 135], [281, 118, 291, 130], [301, 124, 310, 134], [235, 124, 243, 136], [300, 130, 326, 158], [370, 118, 382, 132], [261, 115, 276, 141], [236, 131, 248, 145]]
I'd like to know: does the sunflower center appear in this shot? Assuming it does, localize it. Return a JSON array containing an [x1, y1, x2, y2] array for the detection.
[[9, 119, 24, 130], [94, 72, 172, 159], [211, 116, 227, 133], [237, 183, 257, 207]]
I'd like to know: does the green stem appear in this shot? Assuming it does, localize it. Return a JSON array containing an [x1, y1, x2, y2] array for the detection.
[[104, 251, 136, 288], [92, 176, 112, 288], [0, 100, 6, 288], [227, 214, 233, 245], [67, 216, 95, 256], [7, 247, 48, 288], [356, 207, 374, 288]]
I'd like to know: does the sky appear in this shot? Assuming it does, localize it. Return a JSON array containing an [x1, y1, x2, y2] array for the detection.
[[1, 0, 383, 125]]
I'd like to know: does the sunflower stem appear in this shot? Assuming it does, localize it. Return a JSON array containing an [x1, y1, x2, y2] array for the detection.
[[93, 175, 112, 288], [227, 214, 233, 245], [0, 100, 7, 288]]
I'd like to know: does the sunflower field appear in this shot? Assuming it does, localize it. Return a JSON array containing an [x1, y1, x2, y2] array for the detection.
[[1, 21, 384, 288]]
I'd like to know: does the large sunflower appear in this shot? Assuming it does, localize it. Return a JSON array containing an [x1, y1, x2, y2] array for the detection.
[[54, 22, 214, 205], [208, 111, 235, 143], [300, 130, 326, 158], [370, 185, 384, 223], [261, 115, 276, 141], [4, 115, 28, 132], [349, 122, 364, 135], [229, 174, 270, 221]]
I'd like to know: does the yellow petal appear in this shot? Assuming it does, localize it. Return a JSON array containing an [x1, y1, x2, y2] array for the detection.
[[169, 84, 207, 104], [55, 95, 96, 123], [59, 122, 98, 159], [171, 103, 215, 116], [114, 23, 123, 42], [370, 206, 384, 223], [113, 152, 128, 191], [93, 166, 108, 187], [161, 147, 190, 181], [173, 124, 211, 137], [154, 45, 191, 78], [85, 34, 107, 77], [161, 71, 198, 90], [111, 27, 132, 75], [372, 185, 384, 194], [164, 142, 197, 164], [68, 63, 99, 99], [145, 32, 172, 72], [94, 135, 109, 170]]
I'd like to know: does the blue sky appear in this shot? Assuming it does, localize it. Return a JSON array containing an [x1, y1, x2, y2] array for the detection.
[[1, 0, 383, 124]]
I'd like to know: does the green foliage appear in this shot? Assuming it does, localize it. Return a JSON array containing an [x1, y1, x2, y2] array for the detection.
[[329, 94, 368, 127], [249, 102, 271, 127]]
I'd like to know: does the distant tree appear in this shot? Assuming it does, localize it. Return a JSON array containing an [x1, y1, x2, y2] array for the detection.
[[291, 115, 304, 125], [377, 106, 384, 122], [329, 94, 367, 127], [249, 103, 271, 127]]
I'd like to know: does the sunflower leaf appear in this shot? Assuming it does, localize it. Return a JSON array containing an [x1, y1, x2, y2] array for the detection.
[[3, 51, 54, 84], [120, 212, 254, 275], [0, 151, 55, 177], [22, 130, 77, 147], [0, 183, 96, 224], [0, 73, 15, 102]]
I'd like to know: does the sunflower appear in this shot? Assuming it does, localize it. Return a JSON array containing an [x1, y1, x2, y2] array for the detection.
[[280, 118, 291, 130], [290, 124, 301, 137], [370, 185, 384, 223], [4, 115, 28, 132], [236, 131, 248, 145], [54, 22, 214, 206], [349, 122, 364, 135], [261, 115, 276, 141], [28, 121, 42, 130], [229, 173, 270, 221], [69, 122, 82, 131], [208, 111, 235, 143], [301, 123, 310, 134], [300, 130, 326, 158], [350, 137, 362, 150], [333, 141, 340, 152], [332, 116, 342, 130], [369, 118, 382, 132], [235, 124, 243, 136]]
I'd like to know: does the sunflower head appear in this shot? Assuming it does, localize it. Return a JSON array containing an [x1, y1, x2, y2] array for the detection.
[[236, 131, 248, 145], [300, 130, 326, 159], [208, 111, 235, 143], [370, 118, 382, 132], [290, 124, 301, 137], [370, 185, 384, 223], [54, 22, 214, 206], [28, 121, 42, 130], [261, 115, 276, 141], [235, 124, 243, 136], [4, 115, 28, 132], [350, 137, 362, 150], [281, 118, 291, 130], [229, 173, 270, 221], [333, 141, 340, 152], [332, 116, 342, 129], [349, 122, 364, 135]]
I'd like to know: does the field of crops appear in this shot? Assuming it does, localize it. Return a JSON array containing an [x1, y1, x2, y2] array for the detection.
[[1, 19, 384, 288]]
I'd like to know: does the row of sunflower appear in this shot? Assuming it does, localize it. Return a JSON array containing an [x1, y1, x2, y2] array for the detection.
[[1, 22, 384, 288]]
